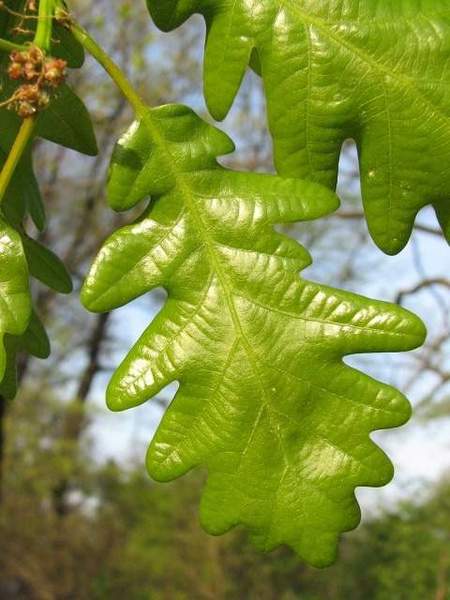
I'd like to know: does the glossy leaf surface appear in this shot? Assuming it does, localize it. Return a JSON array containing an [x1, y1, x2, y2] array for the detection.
[[82, 104, 426, 566], [148, 0, 450, 253], [0, 217, 31, 380]]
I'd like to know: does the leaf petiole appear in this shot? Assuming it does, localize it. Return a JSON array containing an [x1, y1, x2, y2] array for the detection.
[[33, 0, 57, 52], [67, 19, 147, 117], [0, 38, 27, 53]]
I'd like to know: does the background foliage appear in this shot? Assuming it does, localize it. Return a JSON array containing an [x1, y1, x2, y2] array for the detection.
[[0, 0, 449, 597]]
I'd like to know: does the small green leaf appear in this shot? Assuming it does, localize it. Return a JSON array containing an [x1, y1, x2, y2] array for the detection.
[[148, 0, 450, 253], [22, 236, 73, 294], [0, 311, 50, 400], [36, 85, 98, 156], [82, 104, 426, 566], [0, 217, 31, 380], [24, 168, 46, 232], [52, 22, 85, 69], [0, 140, 46, 231], [0, 150, 27, 227]]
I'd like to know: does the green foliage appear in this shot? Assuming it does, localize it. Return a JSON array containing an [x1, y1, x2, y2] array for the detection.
[[82, 104, 425, 566], [35, 84, 98, 156], [0, 0, 96, 397], [0, 0, 440, 568], [148, 0, 450, 254], [22, 235, 73, 294], [0, 216, 31, 380], [0, 311, 50, 399], [1, 387, 449, 599]]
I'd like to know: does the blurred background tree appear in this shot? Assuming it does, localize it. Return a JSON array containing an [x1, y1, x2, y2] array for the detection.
[[0, 0, 449, 598]]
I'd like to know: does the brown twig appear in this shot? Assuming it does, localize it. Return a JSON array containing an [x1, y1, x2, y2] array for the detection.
[[396, 278, 450, 305]]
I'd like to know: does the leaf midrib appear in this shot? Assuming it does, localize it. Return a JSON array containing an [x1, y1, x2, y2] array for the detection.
[[278, 1, 450, 131], [139, 110, 290, 467]]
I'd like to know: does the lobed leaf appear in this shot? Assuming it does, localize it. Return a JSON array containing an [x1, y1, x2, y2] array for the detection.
[[82, 104, 426, 566], [148, 0, 450, 254]]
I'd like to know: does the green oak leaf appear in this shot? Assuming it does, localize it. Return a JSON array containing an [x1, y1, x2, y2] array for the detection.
[[82, 104, 426, 566], [0, 216, 31, 381], [147, 0, 450, 254], [0, 311, 50, 400]]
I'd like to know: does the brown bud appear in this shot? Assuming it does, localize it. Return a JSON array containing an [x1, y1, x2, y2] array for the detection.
[[8, 62, 23, 80], [43, 58, 67, 87], [10, 50, 28, 64], [17, 101, 36, 118], [23, 61, 39, 81], [15, 83, 41, 103], [38, 91, 50, 109], [27, 46, 42, 64]]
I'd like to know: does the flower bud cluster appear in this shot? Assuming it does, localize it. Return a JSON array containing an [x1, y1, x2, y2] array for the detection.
[[7, 47, 67, 117]]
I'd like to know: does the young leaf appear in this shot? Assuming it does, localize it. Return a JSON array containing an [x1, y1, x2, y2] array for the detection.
[[0, 217, 31, 380], [24, 166, 46, 232], [35, 85, 98, 156], [147, 0, 450, 254], [82, 104, 426, 566], [0, 311, 50, 400], [0, 145, 46, 232], [52, 21, 85, 69], [22, 236, 73, 294]]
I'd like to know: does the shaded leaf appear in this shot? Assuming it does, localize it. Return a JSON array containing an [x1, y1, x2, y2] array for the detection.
[[36, 85, 98, 156], [148, 0, 450, 253], [82, 104, 426, 566], [22, 236, 73, 294], [0, 311, 50, 399], [0, 217, 31, 380], [52, 21, 85, 69]]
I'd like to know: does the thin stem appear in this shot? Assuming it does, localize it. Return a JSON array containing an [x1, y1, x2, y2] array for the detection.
[[0, 38, 26, 53], [0, 118, 35, 205], [0, 0, 57, 206], [68, 20, 147, 116], [34, 0, 56, 51]]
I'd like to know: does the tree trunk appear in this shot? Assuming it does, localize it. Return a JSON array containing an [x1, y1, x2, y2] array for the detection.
[[52, 312, 111, 516]]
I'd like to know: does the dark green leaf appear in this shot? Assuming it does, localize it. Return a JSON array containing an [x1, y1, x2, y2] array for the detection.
[[24, 167, 46, 231], [36, 85, 98, 156], [22, 236, 73, 294], [52, 21, 85, 69], [0, 311, 50, 400], [0, 216, 31, 380]]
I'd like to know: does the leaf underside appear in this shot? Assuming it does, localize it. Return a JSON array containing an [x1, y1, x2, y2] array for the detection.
[[147, 0, 450, 254], [82, 104, 426, 566]]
